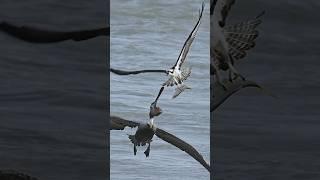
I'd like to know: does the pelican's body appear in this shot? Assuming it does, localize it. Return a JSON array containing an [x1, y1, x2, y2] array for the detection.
[[128, 122, 155, 157]]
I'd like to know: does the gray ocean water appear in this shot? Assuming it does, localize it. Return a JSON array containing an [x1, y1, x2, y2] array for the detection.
[[0, 1, 108, 180], [213, 0, 320, 179], [110, 0, 210, 179]]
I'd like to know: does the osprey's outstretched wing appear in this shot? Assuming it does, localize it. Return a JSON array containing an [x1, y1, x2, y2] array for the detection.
[[110, 68, 167, 75], [155, 128, 210, 172], [110, 116, 140, 130], [173, 2, 204, 70], [0, 21, 108, 43]]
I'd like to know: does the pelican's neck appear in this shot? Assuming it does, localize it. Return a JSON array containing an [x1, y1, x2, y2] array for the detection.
[[149, 118, 154, 126]]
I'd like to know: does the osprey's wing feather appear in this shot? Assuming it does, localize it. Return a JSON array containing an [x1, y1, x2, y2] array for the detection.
[[173, 2, 204, 70], [110, 68, 167, 75], [0, 21, 108, 43], [155, 128, 210, 172]]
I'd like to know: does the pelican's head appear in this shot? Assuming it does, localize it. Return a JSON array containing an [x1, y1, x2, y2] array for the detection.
[[149, 102, 162, 118]]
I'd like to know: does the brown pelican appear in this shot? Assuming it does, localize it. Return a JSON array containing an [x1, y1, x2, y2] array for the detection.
[[110, 115, 210, 172], [0, 21, 108, 43], [211, 0, 265, 87]]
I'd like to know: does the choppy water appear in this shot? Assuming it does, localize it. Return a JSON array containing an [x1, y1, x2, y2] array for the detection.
[[110, 0, 210, 179], [0, 1, 108, 180], [213, 0, 320, 179]]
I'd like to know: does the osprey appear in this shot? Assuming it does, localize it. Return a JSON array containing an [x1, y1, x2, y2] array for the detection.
[[162, 2, 205, 98], [211, 0, 265, 88]]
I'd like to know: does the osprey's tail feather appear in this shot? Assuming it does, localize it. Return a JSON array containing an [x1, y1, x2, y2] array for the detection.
[[172, 84, 191, 99]]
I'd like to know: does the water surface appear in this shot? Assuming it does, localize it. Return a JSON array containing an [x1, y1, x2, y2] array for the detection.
[[110, 0, 210, 179]]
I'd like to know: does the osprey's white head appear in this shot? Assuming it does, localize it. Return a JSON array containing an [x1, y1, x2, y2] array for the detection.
[[167, 69, 174, 76]]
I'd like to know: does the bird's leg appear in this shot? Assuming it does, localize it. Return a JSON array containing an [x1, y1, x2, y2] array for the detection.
[[144, 143, 151, 157], [134, 144, 137, 156]]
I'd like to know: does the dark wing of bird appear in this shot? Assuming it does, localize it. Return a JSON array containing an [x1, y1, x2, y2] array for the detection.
[[155, 128, 210, 172], [110, 68, 167, 75], [0, 21, 108, 43], [173, 2, 204, 70], [213, 0, 236, 27], [110, 116, 140, 130]]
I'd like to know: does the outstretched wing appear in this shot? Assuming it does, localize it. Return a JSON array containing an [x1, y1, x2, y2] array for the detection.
[[110, 68, 167, 75], [212, 0, 236, 27], [173, 2, 204, 70], [155, 128, 210, 172], [0, 21, 108, 43], [224, 11, 265, 61], [110, 116, 140, 130]]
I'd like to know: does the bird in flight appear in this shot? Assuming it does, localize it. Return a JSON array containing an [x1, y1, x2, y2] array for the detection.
[[0, 21, 108, 43], [162, 2, 205, 99], [110, 115, 210, 172], [211, 0, 265, 89]]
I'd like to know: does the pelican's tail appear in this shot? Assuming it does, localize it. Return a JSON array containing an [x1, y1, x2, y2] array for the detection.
[[224, 11, 265, 60], [172, 84, 191, 99]]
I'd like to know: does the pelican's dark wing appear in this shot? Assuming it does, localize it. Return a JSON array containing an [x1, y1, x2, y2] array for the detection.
[[110, 116, 140, 130], [110, 68, 167, 75], [0, 21, 108, 43], [173, 2, 204, 70], [213, 0, 236, 27], [155, 128, 210, 172]]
